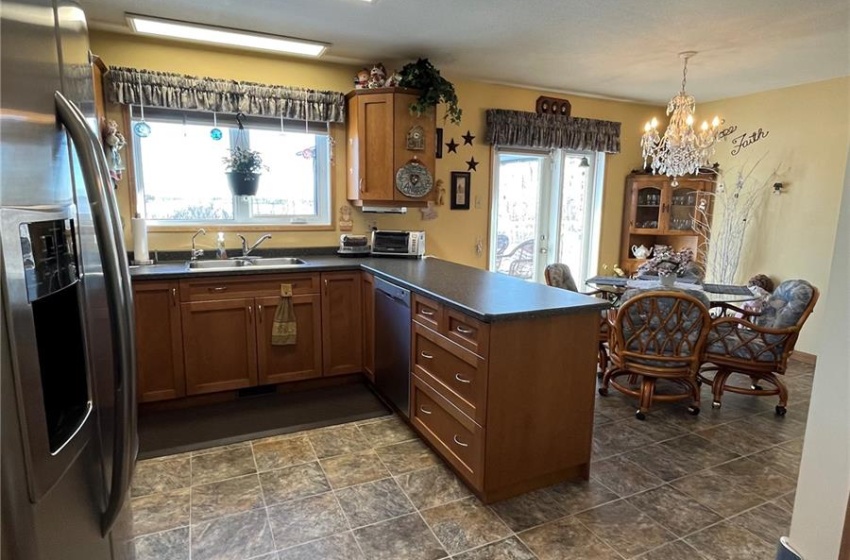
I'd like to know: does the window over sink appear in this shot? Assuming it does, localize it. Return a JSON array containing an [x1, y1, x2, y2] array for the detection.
[[130, 108, 331, 227]]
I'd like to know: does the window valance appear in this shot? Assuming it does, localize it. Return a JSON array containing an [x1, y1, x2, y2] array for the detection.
[[106, 66, 346, 123], [485, 109, 621, 153]]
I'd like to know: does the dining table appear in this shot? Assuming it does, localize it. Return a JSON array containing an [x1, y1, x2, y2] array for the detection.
[[585, 275, 760, 306]]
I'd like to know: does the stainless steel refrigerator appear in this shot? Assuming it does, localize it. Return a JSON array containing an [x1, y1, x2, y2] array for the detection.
[[1, 1, 137, 558]]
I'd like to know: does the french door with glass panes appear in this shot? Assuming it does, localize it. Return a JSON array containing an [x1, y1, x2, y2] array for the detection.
[[489, 148, 603, 285]]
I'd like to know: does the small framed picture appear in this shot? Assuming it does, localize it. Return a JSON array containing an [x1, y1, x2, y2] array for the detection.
[[450, 171, 471, 210]]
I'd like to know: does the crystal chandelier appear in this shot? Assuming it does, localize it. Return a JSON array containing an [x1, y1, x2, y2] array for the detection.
[[641, 52, 720, 186]]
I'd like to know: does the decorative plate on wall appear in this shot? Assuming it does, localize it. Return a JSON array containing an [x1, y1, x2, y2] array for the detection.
[[395, 160, 434, 198]]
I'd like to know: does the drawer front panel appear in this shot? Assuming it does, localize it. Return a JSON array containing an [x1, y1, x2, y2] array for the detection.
[[411, 374, 483, 487], [413, 293, 443, 331], [413, 323, 486, 424], [445, 309, 489, 357], [181, 273, 320, 301]]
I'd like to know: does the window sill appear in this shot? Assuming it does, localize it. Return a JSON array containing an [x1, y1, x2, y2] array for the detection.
[[145, 223, 335, 233]]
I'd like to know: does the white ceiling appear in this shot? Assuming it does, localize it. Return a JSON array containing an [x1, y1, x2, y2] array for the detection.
[[81, 0, 850, 104]]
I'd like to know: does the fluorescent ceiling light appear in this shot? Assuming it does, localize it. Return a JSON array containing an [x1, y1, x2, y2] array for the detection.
[[126, 14, 328, 57]]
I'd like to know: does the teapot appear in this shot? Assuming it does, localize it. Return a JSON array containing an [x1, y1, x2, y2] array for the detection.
[[631, 244, 653, 259]]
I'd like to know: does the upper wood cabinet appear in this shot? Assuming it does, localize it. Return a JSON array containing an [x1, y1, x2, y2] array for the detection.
[[91, 55, 107, 129], [346, 88, 436, 207], [321, 271, 363, 376], [133, 281, 185, 402], [620, 173, 715, 275]]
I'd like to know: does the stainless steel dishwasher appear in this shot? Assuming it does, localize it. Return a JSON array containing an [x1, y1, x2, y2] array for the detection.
[[374, 277, 412, 418]]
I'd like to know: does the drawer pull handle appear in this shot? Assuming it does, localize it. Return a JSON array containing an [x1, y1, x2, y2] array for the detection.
[[171, 287, 177, 306], [258, 304, 263, 321], [453, 435, 469, 448], [420, 308, 435, 317], [455, 325, 474, 335], [420, 351, 434, 360], [419, 406, 433, 415], [209, 286, 228, 292], [455, 373, 472, 384]]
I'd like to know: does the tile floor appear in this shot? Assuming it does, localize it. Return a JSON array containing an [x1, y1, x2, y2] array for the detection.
[[127, 359, 813, 560]]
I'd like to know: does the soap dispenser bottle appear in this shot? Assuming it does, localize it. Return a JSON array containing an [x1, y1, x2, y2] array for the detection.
[[216, 232, 227, 259]]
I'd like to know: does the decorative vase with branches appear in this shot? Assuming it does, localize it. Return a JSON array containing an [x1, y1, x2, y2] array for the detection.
[[693, 157, 779, 284]]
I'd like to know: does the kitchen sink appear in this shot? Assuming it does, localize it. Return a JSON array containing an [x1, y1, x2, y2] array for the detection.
[[188, 257, 306, 270]]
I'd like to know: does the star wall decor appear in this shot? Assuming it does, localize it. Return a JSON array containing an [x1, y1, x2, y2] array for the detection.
[[446, 138, 459, 153], [466, 157, 479, 172], [462, 131, 475, 146]]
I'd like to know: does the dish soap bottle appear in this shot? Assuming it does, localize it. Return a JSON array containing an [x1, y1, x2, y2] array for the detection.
[[216, 232, 227, 259]]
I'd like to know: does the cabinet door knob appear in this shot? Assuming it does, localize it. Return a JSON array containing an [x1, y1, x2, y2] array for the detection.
[[420, 351, 434, 360], [452, 434, 469, 448], [171, 287, 177, 306], [258, 304, 263, 321], [455, 373, 472, 384], [248, 305, 253, 320]]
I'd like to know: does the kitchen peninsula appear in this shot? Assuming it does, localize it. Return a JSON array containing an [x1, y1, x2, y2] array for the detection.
[[130, 255, 608, 503]]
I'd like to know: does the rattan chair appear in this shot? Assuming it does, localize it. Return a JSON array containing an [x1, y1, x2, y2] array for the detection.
[[600, 288, 712, 420], [544, 263, 610, 372], [699, 279, 819, 415]]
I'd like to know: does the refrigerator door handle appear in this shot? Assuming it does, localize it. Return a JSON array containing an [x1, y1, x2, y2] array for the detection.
[[54, 91, 137, 536]]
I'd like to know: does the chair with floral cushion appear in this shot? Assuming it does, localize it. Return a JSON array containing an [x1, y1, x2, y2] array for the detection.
[[599, 288, 712, 420], [544, 263, 610, 372], [699, 279, 819, 415]]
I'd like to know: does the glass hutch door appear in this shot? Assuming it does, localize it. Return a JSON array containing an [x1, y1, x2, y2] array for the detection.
[[667, 186, 703, 232], [631, 184, 662, 232]]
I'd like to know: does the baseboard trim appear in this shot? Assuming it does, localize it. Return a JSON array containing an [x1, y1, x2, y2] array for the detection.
[[790, 351, 817, 365]]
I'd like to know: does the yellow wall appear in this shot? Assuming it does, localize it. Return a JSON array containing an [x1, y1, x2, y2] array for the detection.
[[701, 77, 850, 352], [89, 31, 655, 270]]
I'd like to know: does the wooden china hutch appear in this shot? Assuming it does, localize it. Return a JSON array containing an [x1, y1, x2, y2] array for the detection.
[[619, 171, 716, 276]]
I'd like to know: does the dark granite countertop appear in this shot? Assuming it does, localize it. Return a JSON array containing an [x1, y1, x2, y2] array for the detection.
[[130, 256, 608, 322]]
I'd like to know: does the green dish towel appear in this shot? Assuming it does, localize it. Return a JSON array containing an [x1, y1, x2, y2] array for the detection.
[[272, 284, 296, 346]]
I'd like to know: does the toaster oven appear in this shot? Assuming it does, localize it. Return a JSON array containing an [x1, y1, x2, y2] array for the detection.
[[371, 230, 425, 257]]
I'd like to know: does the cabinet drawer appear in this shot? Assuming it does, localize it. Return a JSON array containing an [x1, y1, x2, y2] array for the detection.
[[445, 309, 489, 357], [413, 293, 443, 331], [181, 273, 320, 301], [413, 322, 487, 425], [411, 374, 484, 488]]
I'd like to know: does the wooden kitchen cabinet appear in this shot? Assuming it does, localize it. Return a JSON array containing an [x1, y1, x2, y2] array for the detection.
[[620, 172, 715, 275], [361, 272, 375, 381], [256, 294, 322, 384], [321, 271, 363, 376], [179, 273, 322, 394], [181, 298, 258, 395], [409, 294, 598, 503], [133, 280, 185, 402], [346, 88, 436, 207]]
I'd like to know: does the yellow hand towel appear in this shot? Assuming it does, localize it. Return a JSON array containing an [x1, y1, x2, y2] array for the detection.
[[272, 284, 297, 346]]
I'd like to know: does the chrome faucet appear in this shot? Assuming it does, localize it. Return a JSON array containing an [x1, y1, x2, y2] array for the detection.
[[237, 233, 272, 257], [190, 228, 206, 260]]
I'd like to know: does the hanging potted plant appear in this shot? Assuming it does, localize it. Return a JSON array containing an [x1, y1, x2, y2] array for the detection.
[[223, 146, 268, 197], [398, 58, 462, 125]]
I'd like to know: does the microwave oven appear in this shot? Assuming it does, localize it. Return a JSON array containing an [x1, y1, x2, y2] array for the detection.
[[371, 230, 425, 257]]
